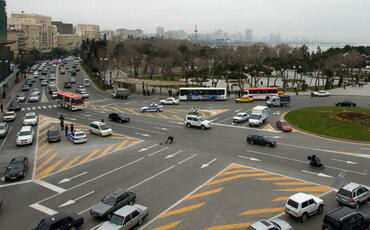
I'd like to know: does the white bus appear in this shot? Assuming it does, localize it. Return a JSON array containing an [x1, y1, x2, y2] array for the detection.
[[179, 87, 227, 101], [243, 87, 278, 100]]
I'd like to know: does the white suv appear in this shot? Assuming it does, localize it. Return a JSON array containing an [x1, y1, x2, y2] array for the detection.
[[184, 115, 212, 130], [16, 126, 34, 146], [89, 121, 113, 136], [285, 192, 325, 222], [23, 112, 38, 126]]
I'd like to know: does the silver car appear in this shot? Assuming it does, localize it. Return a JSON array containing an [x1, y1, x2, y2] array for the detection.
[[0, 122, 9, 138], [336, 182, 370, 209], [246, 219, 293, 230]]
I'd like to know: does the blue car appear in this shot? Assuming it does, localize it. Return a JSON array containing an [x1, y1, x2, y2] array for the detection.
[[141, 103, 163, 112]]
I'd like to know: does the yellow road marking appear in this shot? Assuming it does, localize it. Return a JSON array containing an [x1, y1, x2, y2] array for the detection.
[[39, 115, 47, 121], [36, 153, 57, 172], [39, 136, 48, 143], [37, 145, 57, 161], [151, 220, 183, 230], [272, 197, 290, 202], [144, 113, 154, 117], [107, 136, 134, 140], [114, 140, 129, 151], [58, 156, 81, 172], [38, 119, 50, 126], [112, 107, 122, 112], [240, 207, 285, 216], [100, 106, 109, 111], [206, 173, 272, 186], [200, 112, 207, 118], [39, 128, 53, 137], [35, 157, 66, 179], [263, 124, 276, 132], [171, 115, 183, 120], [91, 105, 97, 110], [157, 113, 168, 119], [124, 108, 140, 115], [276, 186, 332, 193], [159, 202, 205, 218], [80, 149, 101, 164], [39, 123, 53, 132], [217, 169, 261, 177], [205, 222, 252, 230], [128, 140, 141, 146], [37, 143, 49, 151], [257, 177, 293, 181], [184, 187, 223, 201], [226, 164, 248, 170], [274, 182, 311, 186], [99, 144, 116, 157]]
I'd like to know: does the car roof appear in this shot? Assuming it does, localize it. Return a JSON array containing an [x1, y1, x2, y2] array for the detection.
[[108, 188, 127, 198], [114, 205, 136, 217], [250, 219, 273, 229], [326, 206, 360, 221], [92, 121, 105, 125], [341, 182, 361, 191], [288, 192, 315, 203], [42, 212, 71, 224], [20, 126, 32, 131], [11, 157, 27, 162], [236, 112, 247, 115], [25, 112, 36, 116]]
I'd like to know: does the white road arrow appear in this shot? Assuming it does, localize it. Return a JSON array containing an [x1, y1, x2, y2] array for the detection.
[[235, 109, 242, 113], [238, 155, 261, 161], [138, 144, 157, 152], [154, 127, 169, 131], [301, 170, 333, 178], [165, 150, 183, 159], [272, 136, 281, 139], [331, 158, 358, 164], [135, 132, 151, 137], [273, 111, 280, 115], [59, 191, 95, 207], [58, 171, 88, 184], [201, 158, 217, 169]]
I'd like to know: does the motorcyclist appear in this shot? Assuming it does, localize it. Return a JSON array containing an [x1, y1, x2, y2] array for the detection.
[[310, 154, 320, 166]]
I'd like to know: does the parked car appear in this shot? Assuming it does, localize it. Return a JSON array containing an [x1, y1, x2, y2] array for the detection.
[[83, 78, 90, 87], [313, 90, 330, 97], [233, 112, 249, 123], [16, 93, 26, 102], [76, 87, 86, 93], [184, 114, 212, 130], [23, 112, 38, 126], [16, 126, 34, 146], [336, 182, 370, 209], [64, 81, 72, 88], [109, 112, 130, 123], [4, 157, 29, 182], [246, 134, 276, 147], [276, 120, 293, 132], [0, 122, 9, 138], [9, 100, 21, 111], [235, 95, 254, 103], [141, 103, 163, 112], [32, 212, 84, 230], [47, 128, 61, 143], [3, 111, 16, 122], [322, 206, 369, 230], [26, 80, 33, 86], [285, 192, 325, 222], [69, 130, 87, 144], [90, 188, 136, 219], [160, 97, 179, 105], [89, 121, 113, 136], [335, 100, 356, 107], [246, 219, 293, 230]]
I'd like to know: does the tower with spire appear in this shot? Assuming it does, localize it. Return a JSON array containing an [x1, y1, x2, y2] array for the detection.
[[194, 24, 198, 42]]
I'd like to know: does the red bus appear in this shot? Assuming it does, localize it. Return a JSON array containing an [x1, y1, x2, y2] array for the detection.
[[57, 92, 84, 111], [243, 87, 278, 100]]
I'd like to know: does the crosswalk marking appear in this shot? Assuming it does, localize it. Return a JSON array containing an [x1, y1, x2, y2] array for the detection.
[[36, 153, 58, 172], [37, 106, 41, 109], [58, 156, 81, 172], [21, 108, 25, 111], [36, 157, 66, 179], [37, 143, 49, 151], [32, 107, 36, 110], [53, 105, 57, 108], [43, 106, 47, 109], [48, 105, 52, 108]]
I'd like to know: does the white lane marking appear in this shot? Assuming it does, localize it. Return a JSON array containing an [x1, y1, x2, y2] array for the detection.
[[235, 109, 242, 112], [331, 158, 358, 165], [59, 190, 95, 207], [154, 126, 169, 131], [168, 121, 183, 125], [201, 158, 217, 169], [143, 97, 157, 103], [177, 154, 197, 165], [246, 149, 367, 176], [32, 107, 36, 110], [124, 101, 136, 105], [21, 108, 25, 111], [213, 122, 281, 133], [138, 144, 157, 152], [147, 147, 168, 156], [29, 203, 58, 215], [135, 132, 151, 137], [0, 179, 32, 188], [165, 150, 183, 159], [301, 170, 333, 178], [37, 106, 41, 109], [237, 155, 261, 161], [42, 106, 47, 109], [48, 105, 52, 108], [53, 105, 57, 108], [58, 171, 88, 184], [273, 111, 280, 115], [34, 180, 67, 193]]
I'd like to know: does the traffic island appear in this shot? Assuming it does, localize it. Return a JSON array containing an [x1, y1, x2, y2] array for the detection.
[[285, 106, 370, 142]]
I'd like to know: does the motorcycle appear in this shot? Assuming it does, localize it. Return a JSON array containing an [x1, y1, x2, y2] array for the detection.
[[307, 155, 325, 169], [188, 108, 200, 116]]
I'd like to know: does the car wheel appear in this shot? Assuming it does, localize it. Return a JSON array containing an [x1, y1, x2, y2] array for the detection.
[[300, 213, 308, 223], [138, 219, 144, 225], [250, 140, 254, 145], [109, 117, 112, 121], [126, 118, 130, 122], [355, 202, 360, 209], [129, 200, 134, 205], [186, 123, 191, 128], [120, 120, 123, 123], [318, 205, 324, 214], [201, 125, 206, 130]]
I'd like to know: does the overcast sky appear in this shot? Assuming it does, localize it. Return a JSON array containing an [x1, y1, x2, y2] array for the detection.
[[6, 0, 370, 43]]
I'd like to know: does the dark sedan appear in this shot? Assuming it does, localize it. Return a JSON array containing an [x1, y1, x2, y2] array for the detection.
[[49, 86, 57, 94], [64, 82, 72, 88], [47, 128, 61, 142], [4, 157, 28, 182], [9, 100, 21, 111], [246, 134, 276, 147], [108, 112, 130, 123], [335, 100, 356, 107], [33, 212, 84, 230]]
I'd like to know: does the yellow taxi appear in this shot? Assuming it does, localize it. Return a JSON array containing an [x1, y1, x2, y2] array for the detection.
[[235, 95, 254, 103], [278, 91, 289, 96]]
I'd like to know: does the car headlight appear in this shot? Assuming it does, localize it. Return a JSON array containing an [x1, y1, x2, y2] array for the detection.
[[18, 172, 24, 176]]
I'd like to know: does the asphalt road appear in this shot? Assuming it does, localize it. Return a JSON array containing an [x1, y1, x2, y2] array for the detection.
[[0, 61, 369, 230]]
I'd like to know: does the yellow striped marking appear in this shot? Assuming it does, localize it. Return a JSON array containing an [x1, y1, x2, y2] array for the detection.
[[107, 136, 134, 140], [99, 144, 116, 157], [91, 105, 97, 110], [200, 112, 207, 118], [38, 119, 49, 126], [157, 113, 169, 119], [58, 156, 81, 172], [258, 177, 293, 181], [39, 128, 52, 137], [159, 202, 205, 218], [37, 145, 57, 161], [36, 153, 57, 172], [272, 197, 290, 202], [37, 143, 49, 151], [225, 164, 248, 170], [184, 187, 223, 201], [114, 140, 129, 151], [128, 140, 141, 146], [171, 115, 183, 120], [274, 182, 311, 186], [100, 106, 109, 111], [39, 123, 53, 132], [39, 115, 47, 121], [276, 186, 332, 193], [240, 207, 285, 216], [217, 169, 261, 177], [151, 220, 183, 230], [112, 107, 122, 112], [205, 222, 252, 230], [206, 173, 272, 186], [39, 136, 48, 143], [124, 108, 140, 115], [35, 157, 66, 179], [263, 124, 276, 132], [80, 149, 101, 164], [144, 113, 154, 117]]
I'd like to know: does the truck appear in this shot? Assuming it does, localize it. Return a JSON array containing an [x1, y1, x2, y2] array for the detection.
[[267, 95, 290, 107], [248, 106, 269, 127], [111, 88, 130, 99]]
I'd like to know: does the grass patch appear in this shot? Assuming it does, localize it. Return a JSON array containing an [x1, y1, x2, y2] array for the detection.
[[80, 63, 111, 91], [285, 106, 370, 142]]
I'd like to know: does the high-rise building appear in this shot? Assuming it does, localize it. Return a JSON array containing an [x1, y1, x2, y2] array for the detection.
[[75, 24, 100, 40], [52, 21, 73, 34], [245, 29, 253, 42], [156, 27, 164, 38]]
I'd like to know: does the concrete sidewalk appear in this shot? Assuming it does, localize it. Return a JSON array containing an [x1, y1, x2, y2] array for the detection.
[[0, 76, 25, 117], [288, 84, 370, 97]]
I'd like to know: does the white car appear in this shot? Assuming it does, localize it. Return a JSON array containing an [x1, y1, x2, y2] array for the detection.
[[51, 92, 58, 99], [3, 111, 16, 122], [313, 90, 330, 97], [32, 88, 40, 95], [69, 130, 87, 144], [160, 97, 179, 105], [233, 112, 249, 123], [246, 219, 293, 230], [80, 91, 89, 98], [89, 121, 113, 136], [141, 104, 163, 112], [185, 115, 212, 130], [285, 192, 325, 222], [29, 93, 40, 103], [23, 112, 38, 126], [16, 126, 34, 146]]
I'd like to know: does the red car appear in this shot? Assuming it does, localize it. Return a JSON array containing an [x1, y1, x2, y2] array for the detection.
[[276, 120, 292, 132]]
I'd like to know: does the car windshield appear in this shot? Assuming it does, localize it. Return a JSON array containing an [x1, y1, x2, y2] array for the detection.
[[99, 124, 110, 130], [37, 220, 50, 230], [287, 199, 299, 209], [48, 130, 59, 136], [5, 112, 14, 116], [19, 131, 31, 136], [249, 114, 260, 119], [199, 117, 205, 121], [109, 214, 124, 226], [118, 113, 126, 118], [9, 162, 24, 169], [25, 115, 35, 119], [71, 98, 84, 104], [245, 226, 256, 230], [102, 195, 116, 205], [236, 114, 245, 117], [338, 189, 352, 197], [75, 132, 85, 137], [280, 122, 289, 126]]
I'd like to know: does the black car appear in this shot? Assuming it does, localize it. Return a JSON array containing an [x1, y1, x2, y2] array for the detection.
[[322, 206, 369, 230], [71, 71, 76, 76], [27, 80, 33, 86], [49, 86, 57, 94], [64, 82, 72, 88], [246, 134, 276, 147], [4, 157, 28, 182], [9, 100, 21, 111], [22, 84, 30, 91], [336, 100, 356, 107], [108, 113, 130, 123], [47, 128, 61, 143], [33, 212, 84, 230]]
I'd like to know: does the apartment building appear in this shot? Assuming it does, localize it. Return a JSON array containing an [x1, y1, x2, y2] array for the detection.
[[75, 24, 100, 40]]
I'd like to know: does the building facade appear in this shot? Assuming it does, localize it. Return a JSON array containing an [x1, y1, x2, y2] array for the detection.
[[75, 24, 100, 40], [101, 30, 114, 40], [56, 34, 81, 51], [52, 21, 73, 34], [115, 28, 143, 40], [156, 27, 164, 38]]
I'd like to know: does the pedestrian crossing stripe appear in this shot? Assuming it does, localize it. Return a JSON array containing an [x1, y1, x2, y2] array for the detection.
[[263, 124, 276, 132], [21, 104, 58, 111]]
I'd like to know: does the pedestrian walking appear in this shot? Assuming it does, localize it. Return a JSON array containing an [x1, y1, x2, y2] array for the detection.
[[165, 136, 174, 144], [152, 88, 155, 95], [60, 120, 64, 131], [101, 119, 104, 123], [311, 91, 314, 98], [65, 124, 69, 136], [59, 114, 64, 122], [70, 123, 74, 134], [0, 103, 3, 113]]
